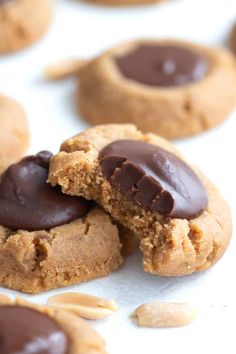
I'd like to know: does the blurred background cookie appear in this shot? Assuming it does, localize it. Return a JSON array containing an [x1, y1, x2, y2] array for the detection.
[[0, 95, 29, 173], [75, 39, 236, 139], [0, 0, 52, 54]]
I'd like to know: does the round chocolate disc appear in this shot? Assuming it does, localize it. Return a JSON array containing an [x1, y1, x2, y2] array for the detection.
[[115, 44, 208, 87], [0, 151, 91, 231]]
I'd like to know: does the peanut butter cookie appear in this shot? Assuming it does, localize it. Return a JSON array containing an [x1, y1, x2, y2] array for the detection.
[[0, 0, 52, 54], [49, 124, 232, 276], [0, 295, 107, 354], [0, 151, 124, 294], [76, 40, 236, 139], [0, 95, 29, 173]]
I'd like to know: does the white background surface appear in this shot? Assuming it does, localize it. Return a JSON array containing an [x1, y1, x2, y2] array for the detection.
[[0, 0, 236, 353]]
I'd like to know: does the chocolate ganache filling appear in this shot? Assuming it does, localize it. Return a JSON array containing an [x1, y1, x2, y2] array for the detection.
[[99, 140, 208, 219], [0, 305, 68, 354], [0, 151, 90, 231], [115, 44, 208, 87]]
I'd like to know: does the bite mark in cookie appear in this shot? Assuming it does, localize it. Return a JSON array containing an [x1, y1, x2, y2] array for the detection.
[[99, 139, 208, 219]]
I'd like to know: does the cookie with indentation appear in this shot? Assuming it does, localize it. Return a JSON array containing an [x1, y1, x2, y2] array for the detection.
[[49, 124, 232, 276], [0, 0, 52, 54], [0, 95, 29, 173], [76, 39, 236, 139], [0, 295, 107, 354], [0, 151, 125, 294]]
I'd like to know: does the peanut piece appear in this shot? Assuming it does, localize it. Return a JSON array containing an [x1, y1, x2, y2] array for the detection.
[[44, 59, 89, 81], [47, 292, 118, 320], [132, 301, 198, 328], [0, 294, 13, 304]]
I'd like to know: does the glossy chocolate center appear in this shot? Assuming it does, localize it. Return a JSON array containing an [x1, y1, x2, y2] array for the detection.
[[0, 305, 68, 354], [115, 44, 208, 87], [0, 151, 90, 231], [99, 140, 208, 219]]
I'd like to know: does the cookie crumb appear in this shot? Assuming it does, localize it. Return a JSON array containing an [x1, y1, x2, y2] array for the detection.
[[132, 301, 198, 328]]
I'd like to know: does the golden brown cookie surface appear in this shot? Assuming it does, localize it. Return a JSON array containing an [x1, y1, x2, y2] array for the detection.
[[0, 95, 29, 173], [0, 206, 123, 294], [49, 124, 232, 276], [0, 295, 107, 354], [0, 0, 52, 54], [77, 40, 236, 139]]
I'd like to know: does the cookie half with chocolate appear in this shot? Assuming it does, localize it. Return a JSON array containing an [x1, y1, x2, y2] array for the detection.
[[76, 40, 236, 139], [0, 151, 124, 294], [0, 95, 29, 173], [0, 295, 107, 354], [49, 124, 232, 276], [0, 0, 52, 54]]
